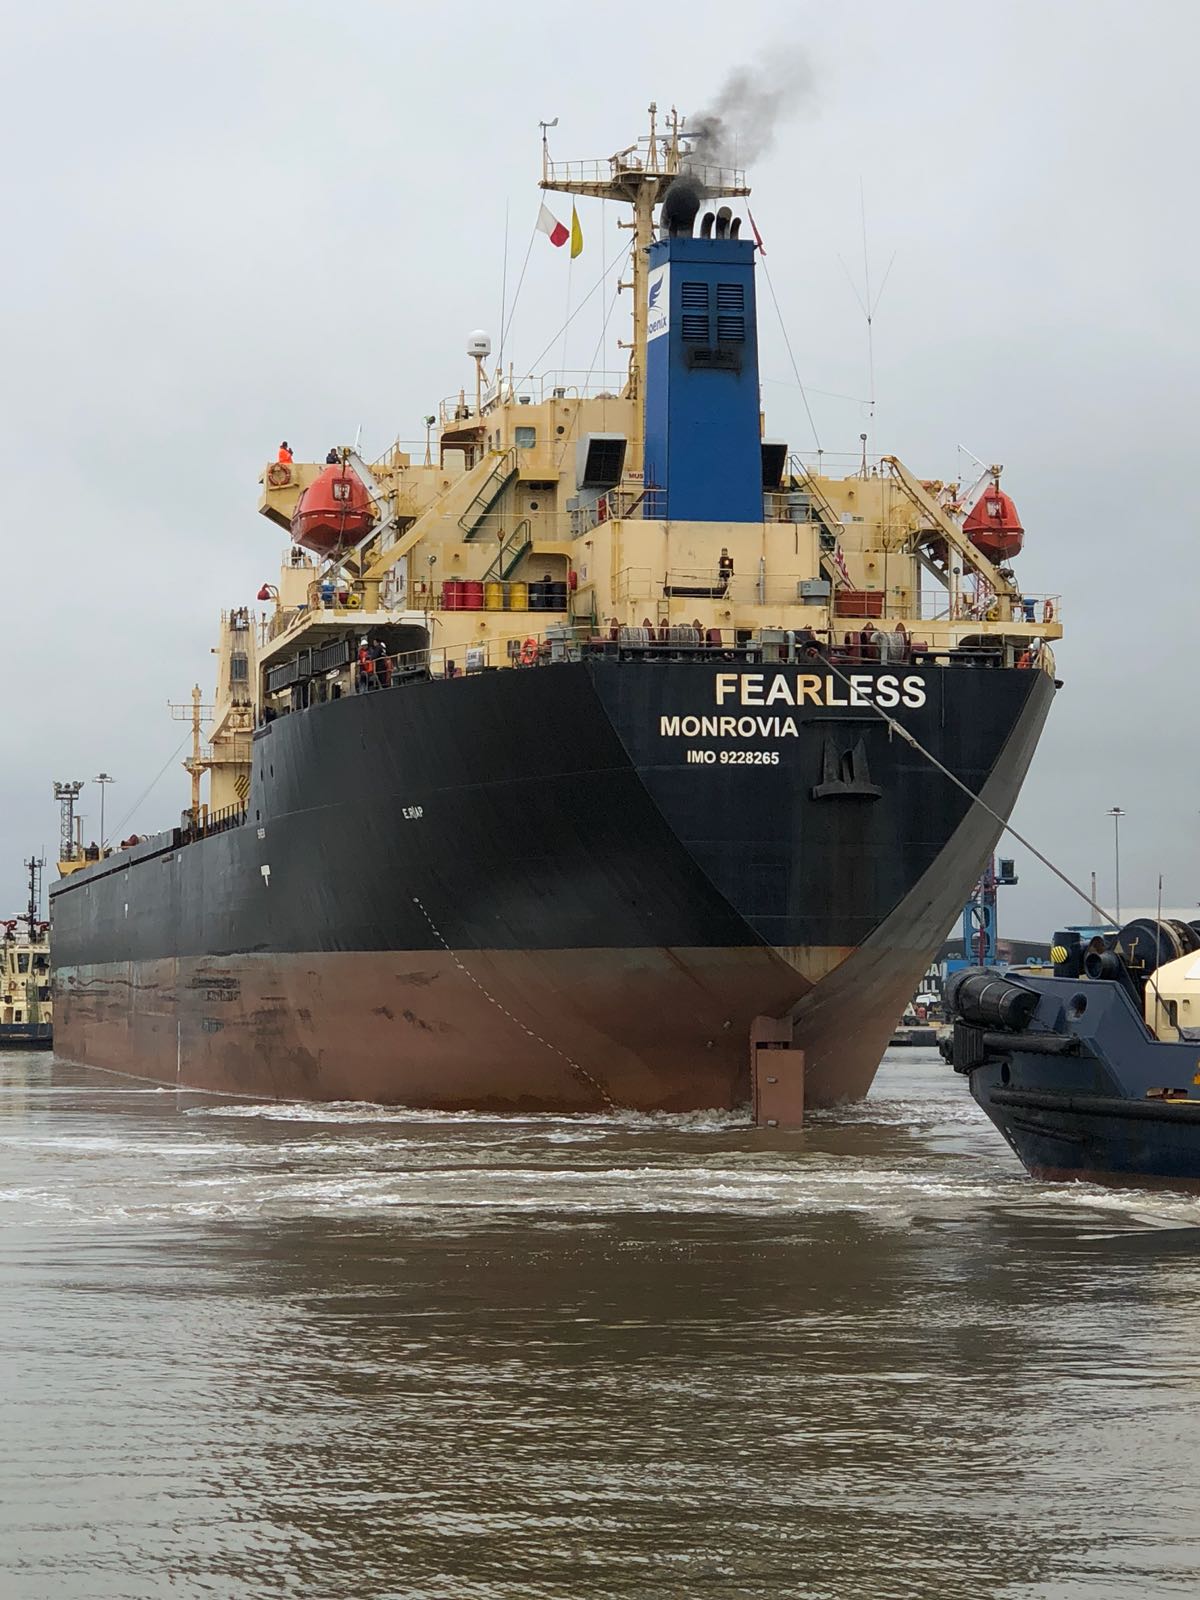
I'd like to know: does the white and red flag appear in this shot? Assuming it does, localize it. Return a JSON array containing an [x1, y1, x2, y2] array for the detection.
[[537, 204, 569, 248]]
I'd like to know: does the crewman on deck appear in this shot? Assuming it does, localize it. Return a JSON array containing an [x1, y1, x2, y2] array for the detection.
[[357, 637, 375, 692], [372, 639, 391, 689], [278, 441, 293, 464], [326, 447, 339, 464], [718, 547, 734, 592]]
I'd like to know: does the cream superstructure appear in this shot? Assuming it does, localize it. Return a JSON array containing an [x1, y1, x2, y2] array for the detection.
[[191, 107, 1062, 802]]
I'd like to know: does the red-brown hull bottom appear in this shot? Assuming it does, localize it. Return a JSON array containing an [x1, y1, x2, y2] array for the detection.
[[54, 938, 925, 1112]]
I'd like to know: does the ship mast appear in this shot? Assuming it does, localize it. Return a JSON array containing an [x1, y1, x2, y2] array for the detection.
[[23, 856, 43, 944], [169, 685, 213, 823], [539, 103, 749, 475]]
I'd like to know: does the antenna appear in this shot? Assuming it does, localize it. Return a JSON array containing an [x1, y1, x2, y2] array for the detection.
[[498, 198, 510, 374], [538, 116, 558, 181], [837, 184, 897, 439]]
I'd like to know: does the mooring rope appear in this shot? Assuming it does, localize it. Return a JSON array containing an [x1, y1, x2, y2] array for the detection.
[[818, 652, 1114, 927]]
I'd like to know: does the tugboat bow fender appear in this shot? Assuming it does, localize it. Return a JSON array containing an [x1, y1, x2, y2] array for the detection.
[[944, 966, 1040, 1030]]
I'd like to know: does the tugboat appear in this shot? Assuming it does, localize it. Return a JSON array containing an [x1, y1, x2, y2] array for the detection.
[[943, 918, 1200, 1189], [1, 858, 52, 1049], [48, 105, 1064, 1113]]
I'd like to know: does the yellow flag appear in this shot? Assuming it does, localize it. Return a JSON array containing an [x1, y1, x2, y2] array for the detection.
[[570, 203, 583, 260]]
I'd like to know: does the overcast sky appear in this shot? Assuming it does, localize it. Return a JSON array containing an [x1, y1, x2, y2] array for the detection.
[[3, 0, 1197, 940]]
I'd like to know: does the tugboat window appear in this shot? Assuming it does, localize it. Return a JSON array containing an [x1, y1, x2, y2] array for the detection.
[[1068, 993, 1087, 1018]]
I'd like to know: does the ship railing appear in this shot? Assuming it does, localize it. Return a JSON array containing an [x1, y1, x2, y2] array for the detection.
[[456, 508, 575, 548], [338, 622, 1045, 697], [401, 576, 571, 614], [785, 449, 889, 479], [179, 802, 249, 845], [201, 740, 254, 765], [614, 567, 1062, 625], [438, 371, 628, 426], [571, 488, 666, 532], [543, 156, 746, 191], [829, 590, 1062, 626]]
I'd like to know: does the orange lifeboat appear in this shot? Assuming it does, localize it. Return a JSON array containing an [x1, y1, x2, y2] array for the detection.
[[291, 464, 376, 559], [963, 485, 1024, 563]]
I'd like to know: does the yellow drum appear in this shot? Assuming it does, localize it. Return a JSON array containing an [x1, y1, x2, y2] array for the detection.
[[509, 580, 529, 611], [485, 581, 505, 611]]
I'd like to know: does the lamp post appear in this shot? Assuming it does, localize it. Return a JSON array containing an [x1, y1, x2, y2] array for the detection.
[[94, 772, 115, 852], [1107, 806, 1126, 923]]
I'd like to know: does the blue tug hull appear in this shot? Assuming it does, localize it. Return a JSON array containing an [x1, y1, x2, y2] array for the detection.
[[947, 973, 1200, 1189]]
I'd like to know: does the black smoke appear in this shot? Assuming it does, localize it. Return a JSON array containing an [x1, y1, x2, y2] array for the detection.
[[688, 47, 815, 170]]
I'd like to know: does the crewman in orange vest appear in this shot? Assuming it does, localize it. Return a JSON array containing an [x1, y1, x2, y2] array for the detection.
[[278, 441, 293, 464]]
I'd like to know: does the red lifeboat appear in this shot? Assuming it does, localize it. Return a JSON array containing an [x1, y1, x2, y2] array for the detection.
[[291, 464, 376, 559], [963, 485, 1024, 563]]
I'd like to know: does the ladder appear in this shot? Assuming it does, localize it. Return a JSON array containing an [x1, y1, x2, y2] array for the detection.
[[458, 448, 519, 539], [483, 520, 533, 583]]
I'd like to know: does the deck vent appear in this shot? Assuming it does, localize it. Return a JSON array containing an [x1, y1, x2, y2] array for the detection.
[[761, 441, 788, 488], [576, 433, 627, 491]]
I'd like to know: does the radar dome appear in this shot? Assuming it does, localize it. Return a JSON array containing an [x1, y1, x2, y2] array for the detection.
[[467, 330, 492, 359]]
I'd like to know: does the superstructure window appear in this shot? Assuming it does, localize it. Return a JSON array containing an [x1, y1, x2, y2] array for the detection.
[[515, 426, 536, 449]]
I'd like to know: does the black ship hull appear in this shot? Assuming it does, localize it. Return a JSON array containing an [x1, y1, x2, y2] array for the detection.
[[51, 658, 1054, 1110]]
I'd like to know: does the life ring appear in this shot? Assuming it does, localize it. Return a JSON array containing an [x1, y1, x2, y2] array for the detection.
[[1043, 598, 1055, 623], [344, 592, 362, 610], [520, 637, 538, 666], [267, 461, 292, 487]]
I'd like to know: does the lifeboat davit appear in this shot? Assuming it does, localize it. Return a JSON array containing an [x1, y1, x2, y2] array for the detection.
[[963, 486, 1024, 563], [291, 464, 376, 559]]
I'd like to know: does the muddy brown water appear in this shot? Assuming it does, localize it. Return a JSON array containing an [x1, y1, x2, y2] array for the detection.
[[2, 1048, 1199, 1599]]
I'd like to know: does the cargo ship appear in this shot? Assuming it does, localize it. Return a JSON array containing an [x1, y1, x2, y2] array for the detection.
[[50, 106, 1063, 1111]]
